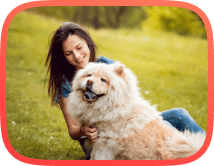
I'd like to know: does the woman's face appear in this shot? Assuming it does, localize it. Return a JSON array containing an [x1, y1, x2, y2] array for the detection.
[[62, 34, 90, 70]]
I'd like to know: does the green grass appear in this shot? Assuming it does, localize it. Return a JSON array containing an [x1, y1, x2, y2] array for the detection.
[[6, 11, 208, 160]]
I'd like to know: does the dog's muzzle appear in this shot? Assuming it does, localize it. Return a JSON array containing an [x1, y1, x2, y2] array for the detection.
[[84, 80, 96, 101], [84, 80, 104, 102]]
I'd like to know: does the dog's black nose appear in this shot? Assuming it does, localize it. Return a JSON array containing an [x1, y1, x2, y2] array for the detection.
[[87, 80, 93, 85], [86, 80, 93, 89]]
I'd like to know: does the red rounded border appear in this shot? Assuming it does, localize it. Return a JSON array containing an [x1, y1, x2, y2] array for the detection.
[[1, 0, 213, 166]]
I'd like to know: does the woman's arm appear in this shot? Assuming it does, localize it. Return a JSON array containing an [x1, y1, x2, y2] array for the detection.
[[59, 97, 81, 140], [59, 97, 98, 142]]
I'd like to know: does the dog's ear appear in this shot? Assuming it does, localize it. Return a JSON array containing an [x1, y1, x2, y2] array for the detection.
[[114, 65, 125, 77]]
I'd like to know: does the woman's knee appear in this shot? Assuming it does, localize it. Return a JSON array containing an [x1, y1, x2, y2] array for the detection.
[[167, 108, 190, 118], [161, 108, 193, 125]]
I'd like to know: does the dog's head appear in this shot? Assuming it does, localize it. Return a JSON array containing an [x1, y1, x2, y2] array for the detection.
[[71, 62, 139, 104], [69, 62, 142, 123]]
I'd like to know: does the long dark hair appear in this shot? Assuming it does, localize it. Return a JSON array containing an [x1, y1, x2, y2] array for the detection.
[[45, 22, 97, 105]]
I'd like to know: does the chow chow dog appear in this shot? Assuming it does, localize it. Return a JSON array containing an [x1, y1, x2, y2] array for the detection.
[[68, 62, 205, 160]]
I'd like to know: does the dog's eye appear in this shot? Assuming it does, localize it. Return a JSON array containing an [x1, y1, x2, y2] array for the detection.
[[101, 78, 106, 83], [87, 74, 92, 77]]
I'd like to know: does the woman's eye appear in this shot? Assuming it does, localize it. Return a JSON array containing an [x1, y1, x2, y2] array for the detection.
[[77, 47, 82, 50], [101, 78, 106, 83], [65, 52, 72, 56]]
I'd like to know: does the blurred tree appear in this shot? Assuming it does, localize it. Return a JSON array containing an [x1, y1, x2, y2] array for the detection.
[[92, 6, 100, 29], [141, 6, 206, 38], [81, 6, 90, 24], [104, 6, 126, 28], [104, 6, 147, 29]]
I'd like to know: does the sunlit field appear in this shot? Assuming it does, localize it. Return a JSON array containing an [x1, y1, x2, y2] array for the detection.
[[6, 11, 208, 159]]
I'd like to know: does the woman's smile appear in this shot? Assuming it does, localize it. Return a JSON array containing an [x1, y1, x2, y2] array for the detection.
[[75, 55, 86, 63]]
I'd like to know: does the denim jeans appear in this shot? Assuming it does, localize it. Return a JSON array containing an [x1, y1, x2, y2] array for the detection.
[[161, 108, 205, 134], [78, 108, 205, 160]]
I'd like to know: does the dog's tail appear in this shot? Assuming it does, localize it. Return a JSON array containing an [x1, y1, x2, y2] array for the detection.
[[166, 130, 206, 159]]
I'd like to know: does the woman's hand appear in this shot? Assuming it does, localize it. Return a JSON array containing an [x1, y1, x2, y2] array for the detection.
[[59, 97, 98, 141], [80, 124, 98, 143]]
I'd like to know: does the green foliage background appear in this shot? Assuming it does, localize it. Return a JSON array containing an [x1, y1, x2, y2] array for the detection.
[[142, 6, 206, 38], [27, 6, 206, 38], [6, 7, 208, 160]]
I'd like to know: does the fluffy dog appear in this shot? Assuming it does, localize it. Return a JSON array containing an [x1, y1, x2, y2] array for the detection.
[[68, 62, 205, 160]]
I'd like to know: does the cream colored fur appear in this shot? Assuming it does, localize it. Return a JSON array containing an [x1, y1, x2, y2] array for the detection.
[[68, 62, 206, 160]]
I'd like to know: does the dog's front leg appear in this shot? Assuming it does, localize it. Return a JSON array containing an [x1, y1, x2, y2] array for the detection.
[[91, 140, 116, 160], [91, 147, 115, 160]]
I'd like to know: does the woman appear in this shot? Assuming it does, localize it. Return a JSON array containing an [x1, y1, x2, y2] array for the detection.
[[45, 22, 205, 160]]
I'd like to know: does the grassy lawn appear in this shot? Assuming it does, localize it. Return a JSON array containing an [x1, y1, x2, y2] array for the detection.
[[6, 11, 208, 160]]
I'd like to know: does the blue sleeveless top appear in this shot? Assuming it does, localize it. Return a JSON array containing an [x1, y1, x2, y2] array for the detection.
[[55, 56, 115, 103]]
